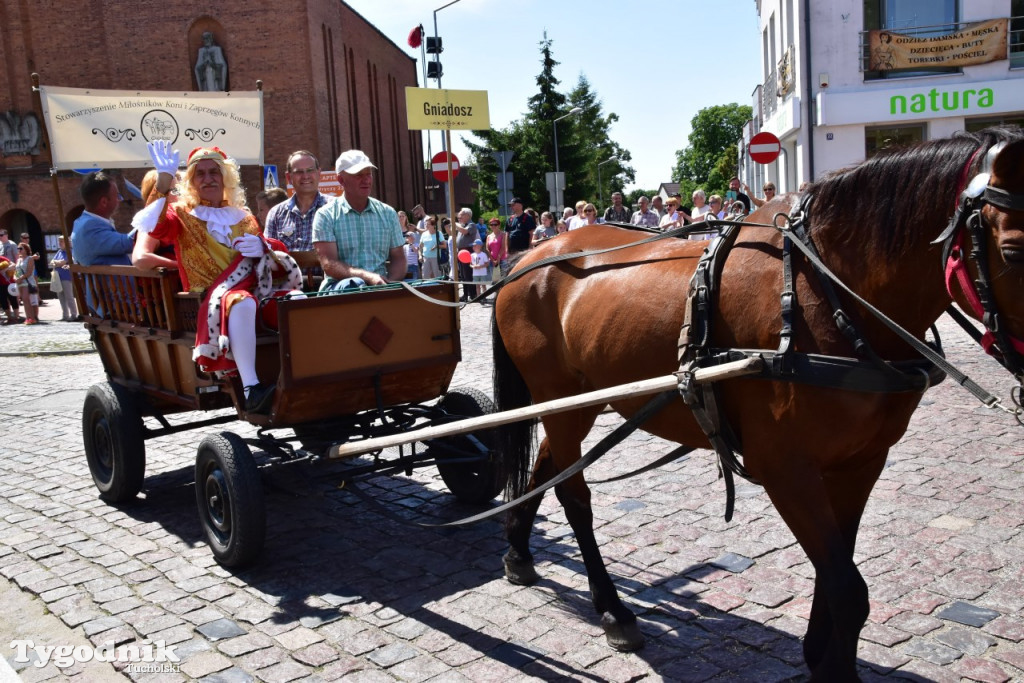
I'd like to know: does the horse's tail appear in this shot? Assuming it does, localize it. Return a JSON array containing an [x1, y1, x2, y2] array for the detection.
[[492, 310, 536, 500]]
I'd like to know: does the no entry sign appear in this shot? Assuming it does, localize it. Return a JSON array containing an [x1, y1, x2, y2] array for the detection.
[[749, 131, 782, 164], [431, 151, 460, 183]]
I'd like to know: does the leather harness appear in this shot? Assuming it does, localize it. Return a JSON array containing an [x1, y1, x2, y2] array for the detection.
[[676, 203, 947, 521], [381, 154, 1024, 523]]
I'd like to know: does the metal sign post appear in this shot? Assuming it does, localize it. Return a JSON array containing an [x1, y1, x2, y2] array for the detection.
[[405, 87, 491, 314]]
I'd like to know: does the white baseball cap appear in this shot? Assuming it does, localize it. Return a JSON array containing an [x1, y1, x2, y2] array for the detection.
[[335, 150, 377, 175]]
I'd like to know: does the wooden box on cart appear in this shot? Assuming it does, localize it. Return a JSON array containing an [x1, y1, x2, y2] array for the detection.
[[72, 261, 461, 423], [73, 260, 504, 569]]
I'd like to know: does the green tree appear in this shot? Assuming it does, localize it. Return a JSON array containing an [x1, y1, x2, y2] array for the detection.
[[672, 103, 752, 199], [464, 123, 535, 215], [465, 33, 562, 214], [565, 75, 635, 210], [465, 35, 634, 215], [527, 32, 568, 123]]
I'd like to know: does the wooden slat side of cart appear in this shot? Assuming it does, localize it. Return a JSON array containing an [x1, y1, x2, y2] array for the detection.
[[71, 261, 461, 424], [71, 263, 231, 415]]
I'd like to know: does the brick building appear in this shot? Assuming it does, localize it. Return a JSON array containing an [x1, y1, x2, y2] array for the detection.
[[0, 0, 424, 273]]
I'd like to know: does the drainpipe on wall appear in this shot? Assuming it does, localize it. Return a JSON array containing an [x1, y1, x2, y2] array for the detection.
[[803, 0, 816, 182]]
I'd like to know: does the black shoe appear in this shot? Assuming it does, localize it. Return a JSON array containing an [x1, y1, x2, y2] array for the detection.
[[244, 383, 275, 414]]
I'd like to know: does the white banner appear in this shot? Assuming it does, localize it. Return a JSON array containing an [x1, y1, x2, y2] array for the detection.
[[39, 86, 264, 170]]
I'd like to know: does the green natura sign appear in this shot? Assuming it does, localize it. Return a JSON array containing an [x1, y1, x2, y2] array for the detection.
[[891, 87, 994, 115]]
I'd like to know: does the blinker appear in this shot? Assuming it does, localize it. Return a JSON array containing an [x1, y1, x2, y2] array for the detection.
[[964, 173, 989, 199]]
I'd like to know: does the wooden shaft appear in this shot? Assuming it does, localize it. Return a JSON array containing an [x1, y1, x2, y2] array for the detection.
[[327, 357, 762, 460]]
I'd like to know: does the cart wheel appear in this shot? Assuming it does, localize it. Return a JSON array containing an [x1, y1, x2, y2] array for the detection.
[[195, 432, 265, 568], [433, 388, 507, 504], [82, 382, 146, 503]]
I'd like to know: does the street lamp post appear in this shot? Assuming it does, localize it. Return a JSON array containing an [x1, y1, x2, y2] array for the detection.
[[431, 0, 462, 281], [597, 156, 617, 209], [552, 106, 583, 213], [431, 0, 462, 91]]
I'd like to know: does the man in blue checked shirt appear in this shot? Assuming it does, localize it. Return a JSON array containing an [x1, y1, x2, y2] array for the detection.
[[312, 150, 406, 290], [265, 150, 329, 252]]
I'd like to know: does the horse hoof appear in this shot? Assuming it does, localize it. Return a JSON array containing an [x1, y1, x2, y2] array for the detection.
[[601, 612, 645, 652], [503, 552, 540, 585]]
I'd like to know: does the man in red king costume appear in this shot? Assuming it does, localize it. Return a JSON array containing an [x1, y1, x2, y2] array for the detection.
[[132, 140, 302, 414]]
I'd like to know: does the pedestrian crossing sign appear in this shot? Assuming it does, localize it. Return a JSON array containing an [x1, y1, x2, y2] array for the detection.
[[264, 165, 278, 189]]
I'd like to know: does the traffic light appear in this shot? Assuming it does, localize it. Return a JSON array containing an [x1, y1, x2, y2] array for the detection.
[[426, 36, 443, 79]]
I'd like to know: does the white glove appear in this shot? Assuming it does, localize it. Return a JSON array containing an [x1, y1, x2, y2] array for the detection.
[[147, 140, 181, 176], [232, 233, 266, 258]]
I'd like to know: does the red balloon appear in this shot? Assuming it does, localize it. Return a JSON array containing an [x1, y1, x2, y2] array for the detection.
[[458, 249, 472, 264]]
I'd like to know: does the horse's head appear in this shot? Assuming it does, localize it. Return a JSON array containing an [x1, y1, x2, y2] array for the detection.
[[986, 138, 1024, 267], [947, 136, 1024, 383]]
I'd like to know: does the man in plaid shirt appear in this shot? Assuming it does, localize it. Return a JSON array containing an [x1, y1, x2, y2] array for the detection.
[[265, 150, 329, 252], [630, 196, 660, 228], [312, 150, 406, 290]]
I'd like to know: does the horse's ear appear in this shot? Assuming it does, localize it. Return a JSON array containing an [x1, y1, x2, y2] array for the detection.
[[990, 138, 1024, 182]]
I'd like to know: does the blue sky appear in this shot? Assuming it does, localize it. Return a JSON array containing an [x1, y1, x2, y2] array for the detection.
[[344, 0, 764, 191]]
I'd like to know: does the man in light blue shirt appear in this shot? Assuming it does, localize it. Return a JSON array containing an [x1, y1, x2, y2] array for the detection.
[[70, 171, 136, 317], [312, 150, 405, 290], [71, 172, 133, 266]]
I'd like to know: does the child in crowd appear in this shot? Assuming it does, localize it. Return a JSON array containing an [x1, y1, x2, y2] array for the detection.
[[470, 239, 489, 298], [403, 232, 420, 280]]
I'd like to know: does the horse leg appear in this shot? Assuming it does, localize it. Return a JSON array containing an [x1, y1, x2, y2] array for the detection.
[[554, 469, 645, 651], [759, 450, 886, 682], [538, 408, 643, 652], [503, 436, 556, 585], [801, 450, 887, 676]]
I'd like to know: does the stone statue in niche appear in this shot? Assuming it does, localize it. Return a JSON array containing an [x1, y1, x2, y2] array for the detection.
[[0, 112, 41, 156], [194, 32, 228, 91]]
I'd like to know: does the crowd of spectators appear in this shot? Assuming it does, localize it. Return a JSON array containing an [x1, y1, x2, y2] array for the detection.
[[393, 176, 778, 293], [17, 151, 781, 324]]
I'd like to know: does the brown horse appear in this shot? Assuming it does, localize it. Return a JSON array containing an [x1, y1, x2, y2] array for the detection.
[[492, 128, 1024, 681]]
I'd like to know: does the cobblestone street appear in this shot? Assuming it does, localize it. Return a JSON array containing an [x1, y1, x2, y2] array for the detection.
[[2, 300, 1023, 682]]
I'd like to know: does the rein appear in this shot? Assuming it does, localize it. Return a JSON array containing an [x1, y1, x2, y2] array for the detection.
[[397, 220, 703, 307], [402, 210, 1017, 415], [368, 182, 1024, 528]]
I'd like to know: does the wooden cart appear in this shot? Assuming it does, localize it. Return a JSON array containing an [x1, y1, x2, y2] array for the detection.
[[75, 260, 505, 566]]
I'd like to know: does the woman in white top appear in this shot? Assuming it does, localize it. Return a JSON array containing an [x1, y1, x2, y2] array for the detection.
[[419, 217, 441, 279], [708, 194, 726, 220], [686, 190, 719, 241], [690, 189, 712, 222], [658, 197, 691, 230]]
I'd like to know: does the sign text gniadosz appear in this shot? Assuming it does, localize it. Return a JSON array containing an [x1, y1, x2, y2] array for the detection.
[[405, 88, 490, 131]]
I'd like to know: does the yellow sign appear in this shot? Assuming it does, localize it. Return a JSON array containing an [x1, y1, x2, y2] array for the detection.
[[405, 88, 490, 131], [869, 18, 1007, 71]]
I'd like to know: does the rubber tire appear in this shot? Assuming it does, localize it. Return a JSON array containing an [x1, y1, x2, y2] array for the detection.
[[195, 432, 265, 568], [82, 382, 146, 503], [433, 388, 507, 503]]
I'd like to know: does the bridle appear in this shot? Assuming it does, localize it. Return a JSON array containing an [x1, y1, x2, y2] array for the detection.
[[935, 141, 1024, 384]]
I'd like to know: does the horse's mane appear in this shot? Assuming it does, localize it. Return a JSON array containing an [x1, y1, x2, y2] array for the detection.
[[805, 126, 1024, 258]]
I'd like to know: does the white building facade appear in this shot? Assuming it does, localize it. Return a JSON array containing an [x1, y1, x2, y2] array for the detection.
[[742, 0, 1024, 195]]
